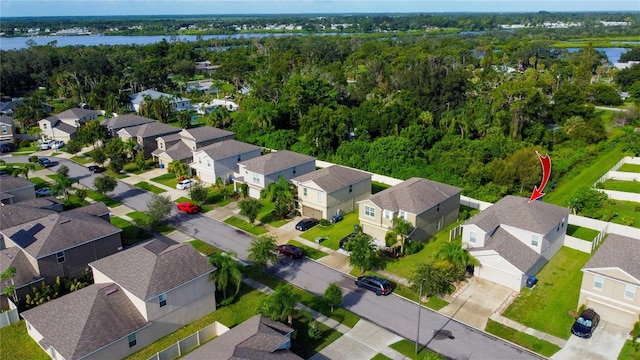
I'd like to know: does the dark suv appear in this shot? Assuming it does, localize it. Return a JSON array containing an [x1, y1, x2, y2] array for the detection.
[[355, 276, 392, 296], [571, 308, 600, 338], [295, 218, 319, 231], [37, 158, 53, 168]]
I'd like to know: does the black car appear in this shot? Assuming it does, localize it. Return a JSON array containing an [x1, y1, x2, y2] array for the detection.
[[355, 276, 392, 296], [295, 218, 319, 231], [339, 232, 358, 250], [0, 142, 12, 153], [88, 165, 104, 173], [37, 158, 53, 168], [277, 245, 304, 259], [571, 308, 600, 338]]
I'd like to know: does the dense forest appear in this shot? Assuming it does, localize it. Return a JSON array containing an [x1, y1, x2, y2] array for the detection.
[[2, 14, 640, 208]]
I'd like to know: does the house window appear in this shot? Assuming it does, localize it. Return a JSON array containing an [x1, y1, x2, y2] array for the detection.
[[252, 174, 260, 183], [198, 158, 202, 164], [349, 184, 353, 193], [364, 205, 375, 218], [384, 210, 391, 220], [303, 188, 307, 197], [43, 124, 47, 129], [159, 143, 164, 150], [399, 210, 407, 220], [159, 293, 167, 307], [469, 231, 477, 244], [593, 275, 604, 290], [317, 191, 322, 202], [207, 160, 211, 167], [531, 235, 539, 247], [237, 156, 241, 162], [56, 251, 65, 263], [436, 203, 440, 212], [1, 126, 6, 134], [128, 333, 137, 348], [292, 166, 296, 175], [625, 284, 636, 300]]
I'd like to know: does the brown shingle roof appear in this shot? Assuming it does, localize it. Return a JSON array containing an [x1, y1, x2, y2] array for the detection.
[[0, 203, 56, 230], [239, 150, 315, 175], [56, 108, 97, 120], [90, 240, 214, 301], [100, 114, 155, 130], [291, 165, 371, 193], [471, 227, 548, 274], [364, 177, 461, 214], [198, 139, 261, 161], [21, 283, 149, 360], [0, 247, 41, 290], [1, 175, 35, 192], [181, 126, 234, 142], [464, 195, 569, 234], [583, 234, 640, 282]]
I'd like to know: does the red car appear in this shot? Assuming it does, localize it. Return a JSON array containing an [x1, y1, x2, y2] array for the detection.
[[277, 245, 304, 259], [177, 202, 200, 214]]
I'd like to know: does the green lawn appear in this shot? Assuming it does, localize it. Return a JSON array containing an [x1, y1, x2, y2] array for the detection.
[[566, 224, 600, 241], [289, 314, 343, 359], [175, 196, 213, 213], [609, 200, 640, 228], [150, 173, 178, 188], [286, 240, 329, 260], [389, 339, 446, 359], [301, 211, 360, 250], [126, 211, 174, 234], [70, 156, 91, 164], [372, 181, 391, 194], [617, 340, 640, 360], [602, 179, 640, 194], [617, 164, 640, 173], [110, 216, 153, 246], [223, 216, 268, 235], [371, 353, 393, 360], [29, 176, 51, 188], [503, 247, 591, 339], [484, 320, 561, 357], [0, 320, 49, 360], [188, 239, 219, 256], [134, 181, 166, 194], [390, 282, 449, 310], [257, 201, 291, 227], [86, 189, 122, 207], [206, 185, 235, 206]]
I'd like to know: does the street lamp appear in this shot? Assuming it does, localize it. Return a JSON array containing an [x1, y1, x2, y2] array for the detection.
[[415, 278, 426, 355]]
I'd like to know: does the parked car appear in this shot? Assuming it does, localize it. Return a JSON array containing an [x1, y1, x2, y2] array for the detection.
[[177, 202, 200, 214], [35, 187, 52, 197], [40, 140, 54, 150], [50, 140, 65, 150], [37, 158, 53, 168], [571, 308, 600, 338], [295, 218, 319, 231], [277, 244, 304, 259], [339, 232, 358, 250], [0, 142, 12, 153], [330, 214, 343, 224], [87, 165, 104, 173], [355, 276, 392, 296], [176, 179, 197, 190]]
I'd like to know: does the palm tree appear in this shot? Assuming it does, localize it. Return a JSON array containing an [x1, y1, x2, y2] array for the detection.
[[262, 284, 300, 325], [11, 163, 36, 179], [435, 241, 479, 281], [389, 217, 413, 255], [208, 252, 243, 302]]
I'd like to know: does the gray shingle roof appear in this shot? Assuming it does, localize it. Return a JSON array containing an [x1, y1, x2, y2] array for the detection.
[[291, 165, 371, 193], [156, 132, 182, 143], [239, 150, 315, 175], [1, 175, 35, 192], [183, 314, 301, 360], [53, 120, 78, 134], [12, 196, 63, 210], [130, 89, 189, 104], [56, 108, 97, 120], [21, 283, 149, 360], [0, 115, 14, 126], [118, 122, 181, 139], [365, 177, 461, 214], [153, 141, 193, 162], [0, 203, 56, 230], [181, 126, 234, 142], [583, 234, 640, 282], [464, 195, 569, 234], [67, 202, 110, 217], [89, 240, 214, 301], [471, 227, 548, 273], [100, 114, 155, 130], [198, 139, 261, 161], [0, 247, 41, 290], [2, 211, 122, 259]]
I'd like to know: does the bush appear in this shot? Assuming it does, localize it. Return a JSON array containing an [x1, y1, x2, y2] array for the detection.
[[404, 240, 424, 255], [319, 219, 330, 226], [594, 182, 604, 189], [29, 155, 38, 163]]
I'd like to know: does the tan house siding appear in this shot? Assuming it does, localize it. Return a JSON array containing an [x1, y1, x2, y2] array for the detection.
[[298, 177, 371, 220], [579, 271, 640, 328]]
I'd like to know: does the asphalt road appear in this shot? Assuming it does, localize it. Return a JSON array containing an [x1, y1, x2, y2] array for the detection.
[[3, 155, 544, 360]]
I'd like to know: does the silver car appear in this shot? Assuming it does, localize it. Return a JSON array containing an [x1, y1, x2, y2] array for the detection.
[[176, 179, 197, 190]]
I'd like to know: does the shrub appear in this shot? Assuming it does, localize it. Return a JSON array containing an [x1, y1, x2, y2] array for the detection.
[[29, 155, 38, 163], [319, 219, 330, 227], [405, 240, 424, 255], [594, 182, 604, 189]]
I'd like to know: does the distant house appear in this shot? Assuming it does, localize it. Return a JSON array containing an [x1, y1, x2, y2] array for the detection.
[[100, 114, 155, 138], [0, 175, 36, 204], [117, 122, 181, 158], [461, 195, 570, 291], [190, 139, 261, 185], [152, 127, 234, 167], [129, 89, 191, 113], [183, 314, 301, 360], [291, 165, 372, 220], [233, 150, 316, 199], [21, 240, 217, 360], [38, 108, 98, 141], [0, 97, 24, 116], [578, 234, 640, 329], [358, 177, 461, 246], [0, 115, 15, 143]]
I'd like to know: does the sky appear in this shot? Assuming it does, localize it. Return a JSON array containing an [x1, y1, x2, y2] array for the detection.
[[1, 0, 638, 18]]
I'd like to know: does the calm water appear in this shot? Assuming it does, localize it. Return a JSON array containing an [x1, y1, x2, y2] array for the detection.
[[566, 47, 629, 64]]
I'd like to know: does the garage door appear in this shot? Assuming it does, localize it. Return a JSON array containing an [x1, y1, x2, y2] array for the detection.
[[476, 264, 521, 291], [249, 187, 261, 199], [302, 206, 323, 219], [586, 298, 637, 328]]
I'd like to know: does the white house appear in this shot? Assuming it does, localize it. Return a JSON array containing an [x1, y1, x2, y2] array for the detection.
[[190, 139, 261, 185], [129, 89, 191, 113]]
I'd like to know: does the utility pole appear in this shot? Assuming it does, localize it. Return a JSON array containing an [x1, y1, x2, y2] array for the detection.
[[415, 278, 426, 355]]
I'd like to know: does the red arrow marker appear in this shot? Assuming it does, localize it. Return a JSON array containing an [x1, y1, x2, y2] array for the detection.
[[529, 151, 551, 203]]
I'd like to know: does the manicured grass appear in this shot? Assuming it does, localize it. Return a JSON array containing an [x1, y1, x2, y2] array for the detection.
[[223, 216, 268, 235], [371, 353, 393, 360], [372, 181, 391, 194], [286, 240, 329, 260], [289, 313, 343, 359], [503, 247, 591, 339], [189, 239, 219, 256], [389, 339, 446, 359], [134, 181, 166, 194], [391, 282, 450, 310], [206, 185, 235, 206], [257, 201, 291, 227], [566, 224, 600, 241], [618, 163, 640, 173], [126, 211, 174, 234], [86, 189, 122, 207], [484, 320, 561, 357], [175, 196, 213, 213], [0, 320, 49, 360], [29, 177, 50, 188], [609, 199, 640, 228], [150, 173, 179, 188], [70, 156, 91, 164], [617, 339, 640, 360], [62, 194, 90, 209], [602, 179, 640, 194], [110, 216, 153, 246], [301, 211, 360, 250]]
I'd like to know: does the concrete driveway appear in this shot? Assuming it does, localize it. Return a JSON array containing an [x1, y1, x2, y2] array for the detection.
[[551, 321, 629, 360]]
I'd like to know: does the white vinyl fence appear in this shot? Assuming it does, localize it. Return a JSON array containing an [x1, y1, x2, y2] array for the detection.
[[147, 321, 229, 360]]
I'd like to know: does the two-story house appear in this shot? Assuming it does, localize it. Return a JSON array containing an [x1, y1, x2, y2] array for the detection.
[[190, 140, 262, 185], [0, 175, 36, 205], [38, 108, 98, 142], [0, 115, 15, 144], [117, 122, 181, 158], [291, 165, 372, 220], [152, 127, 234, 168], [100, 114, 155, 138], [358, 177, 461, 246], [129, 89, 191, 113], [21, 240, 217, 360], [233, 150, 316, 199], [578, 234, 640, 329], [461, 195, 570, 291]]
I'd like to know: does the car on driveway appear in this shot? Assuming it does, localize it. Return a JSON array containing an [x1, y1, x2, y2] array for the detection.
[[330, 213, 343, 224], [339, 232, 358, 250], [50, 140, 65, 150], [295, 218, 319, 231], [277, 244, 304, 259], [37, 158, 53, 168], [35, 187, 52, 197], [571, 308, 600, 338], [0, 142, 12, 153], [88, 165, 104, 173], [355, 276, 392, 296], [177, 202, 200, 214], [176, 179, 197, 190], [40, 140, 54, 150]]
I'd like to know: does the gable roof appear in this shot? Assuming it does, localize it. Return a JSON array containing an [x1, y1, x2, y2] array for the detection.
[[100, 114, 155, 130], [21, 283, 149, 360], [118, 122, 181, 139], [583, 234, 640, 282], [291, 165, 371, 193], [0, 175, 35, 193], [0, 247, 41, 290], [90, 240, 214, 301], [56, 108, 97, 120], [183, 314, 301, 360], [180, 126, 234, 142], [151, 140, 193, 162], [2, 211, 121, 259], [364, 177, 461, 214], [130, 89, 189, 105], [0, 115, 14, 126], [470, 227, 548, 274], [464, 195, 569, 234], [67, 202, 110, 217], [0, 203, 56, 230], [239, 150, 315, 175], [156, 132, 182, 143], [12, 196, 64, 211], [197, 139, 261, 161]]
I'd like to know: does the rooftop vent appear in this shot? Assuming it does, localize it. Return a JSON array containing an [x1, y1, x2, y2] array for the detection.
[[105, 288, 119, 296]]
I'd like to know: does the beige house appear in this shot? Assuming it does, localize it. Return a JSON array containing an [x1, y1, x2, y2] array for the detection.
[[117, 122, 181, 158], [358, 177, 461, 246], [578, 234, 640, 329], [234, 150, 316, 199], [38, 108, 98, 142], [190, 140, 261, 185], [21, 240, 217, 360], [0, 176, 36, 204], [152, 127, 235, 167], [291, 165, 372, 220], [461, 195, 570, 291], [0, 115, 15, 143]]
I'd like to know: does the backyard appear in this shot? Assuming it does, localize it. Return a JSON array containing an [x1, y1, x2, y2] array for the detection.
[[617, 163, 640, 173], [601, 179, 640, 194], [566, 224, 600, 241], [0, 321, 49, 360]]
